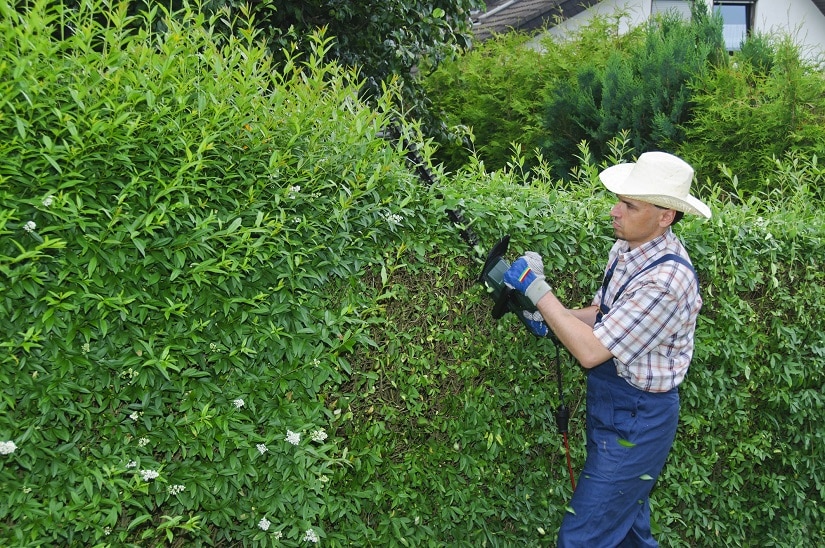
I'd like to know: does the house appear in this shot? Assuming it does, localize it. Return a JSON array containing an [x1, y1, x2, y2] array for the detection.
[[472, 0, 825, 61]]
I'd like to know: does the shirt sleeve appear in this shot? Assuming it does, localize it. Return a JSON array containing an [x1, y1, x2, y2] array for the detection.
[[592, 279, 682, 365]]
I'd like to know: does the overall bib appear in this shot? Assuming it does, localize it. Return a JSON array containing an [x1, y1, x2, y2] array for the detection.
[[558, 254, 696, 548]]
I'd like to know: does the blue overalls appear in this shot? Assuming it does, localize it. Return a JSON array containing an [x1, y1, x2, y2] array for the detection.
[[558, 254, 697, 548]]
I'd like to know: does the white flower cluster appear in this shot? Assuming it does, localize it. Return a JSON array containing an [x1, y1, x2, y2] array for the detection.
[[303, 528, 320, 543], [256, 517, 311, 540], [310, 429, 328, 443], [126, 460, 137, 469], [285, 430, 301, 446], [384, 212, 404, 225], [23, 221, 36, 233], [167, 484, 185, 496], [138, 437, 149, 447], [140, 469, 159, 481], [256, 443, 268, 455], [43, 195, 54, 207], [233, 398, 245, 409], [0, 441, 17, 455]]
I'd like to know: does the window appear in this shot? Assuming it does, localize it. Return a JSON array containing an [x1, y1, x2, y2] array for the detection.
[[714, 1, 756, 51]]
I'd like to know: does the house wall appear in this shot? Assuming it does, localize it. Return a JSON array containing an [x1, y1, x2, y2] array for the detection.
[[535, 0, 825, 62], [757, 0, 825, 61], [543, 0, 650, 40]]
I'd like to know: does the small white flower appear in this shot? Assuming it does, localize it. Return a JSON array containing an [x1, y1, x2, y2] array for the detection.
[[289, 185, 301, 194], [0, 441, 17, 455], [43, 195, 54, 207], [167, 484, 185, 495], [310, 429, 328, 443], [256, 443, 268, 454], [103, 526, 112, 536], [209, 342, 218, 352], [140, 469, 159, 481], [129, 412, 139, 421], [138, 437, 149, 447], [303, 528, 319, 543], [126, 460, 137, 469], [22, 487, 32, 493], [81, 342, 90, 354], [233, 398, 245, 409], [319, 475, 329, 483], [23, 221, 36, 233], [273, 530, 283, 539], [285, 430, 301, 446], [258, 517, 271, 531]]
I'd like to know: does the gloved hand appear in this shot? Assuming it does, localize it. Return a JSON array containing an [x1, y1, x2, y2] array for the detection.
[[503, 251, 552, 306], [520, 309, 550, 337]]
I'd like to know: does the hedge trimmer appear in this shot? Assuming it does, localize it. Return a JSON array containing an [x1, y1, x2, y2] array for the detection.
[[381, 119, 576, 490]]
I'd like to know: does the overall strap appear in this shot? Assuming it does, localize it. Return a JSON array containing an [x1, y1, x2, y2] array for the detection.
[[597, 254, 697, 322]]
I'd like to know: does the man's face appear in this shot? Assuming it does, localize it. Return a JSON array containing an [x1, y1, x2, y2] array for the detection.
[[610, 195, 674, 249]]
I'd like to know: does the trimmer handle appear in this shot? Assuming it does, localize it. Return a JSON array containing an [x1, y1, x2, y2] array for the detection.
[[492, 285, 513, 319]]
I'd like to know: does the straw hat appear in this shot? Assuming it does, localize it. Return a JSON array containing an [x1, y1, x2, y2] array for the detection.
[[599, 151, 711, 219]]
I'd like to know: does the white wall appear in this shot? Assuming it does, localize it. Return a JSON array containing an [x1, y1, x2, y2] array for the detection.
[[531, 0, 825, 63], [545, 0, 650, 41], [755, 0, 825, 61]]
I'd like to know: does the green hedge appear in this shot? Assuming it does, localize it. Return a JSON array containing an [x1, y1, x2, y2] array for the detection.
[[0, 3, 425, 545], [2, 3, 824, 546]]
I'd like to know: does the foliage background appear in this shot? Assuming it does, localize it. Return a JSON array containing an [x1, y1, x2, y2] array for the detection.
[[425, 4, 825, 195], [1, 2, 824, 546]]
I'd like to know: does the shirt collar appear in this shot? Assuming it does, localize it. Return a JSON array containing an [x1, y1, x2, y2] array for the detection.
[[617, 228, 673, 269]]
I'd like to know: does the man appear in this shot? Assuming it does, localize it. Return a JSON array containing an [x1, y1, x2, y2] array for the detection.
[[503, 151, 711, 547]]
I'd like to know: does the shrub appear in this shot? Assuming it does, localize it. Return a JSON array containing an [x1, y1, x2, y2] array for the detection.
[[2, 1, 824, 546], [680, 34, 825, 195], [423, 30, 557, 172], [541, 3, 725, 178], [0, 2, 427, 545]]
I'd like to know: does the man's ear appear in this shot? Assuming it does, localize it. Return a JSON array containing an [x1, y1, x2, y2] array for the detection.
[[658, 208, 676, 228]]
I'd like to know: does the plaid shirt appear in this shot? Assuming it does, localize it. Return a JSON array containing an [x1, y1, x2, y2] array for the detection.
[[592, 229, 702, 393]]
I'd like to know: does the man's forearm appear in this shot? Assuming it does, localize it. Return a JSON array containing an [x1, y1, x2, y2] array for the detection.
[[536, 296, 611, 368], [569, 304, 599, 327]]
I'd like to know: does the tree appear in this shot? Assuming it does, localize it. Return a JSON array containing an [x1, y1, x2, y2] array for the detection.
[[219, 0, 485, 138], [541, 2, 725, 177]]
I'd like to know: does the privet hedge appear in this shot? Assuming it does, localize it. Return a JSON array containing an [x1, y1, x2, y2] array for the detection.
[[1, 2, 425, 545], [2, 3, 824, 547]]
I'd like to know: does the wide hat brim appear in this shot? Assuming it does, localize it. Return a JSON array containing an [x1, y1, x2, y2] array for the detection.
[[599, 156, 712, 219]]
